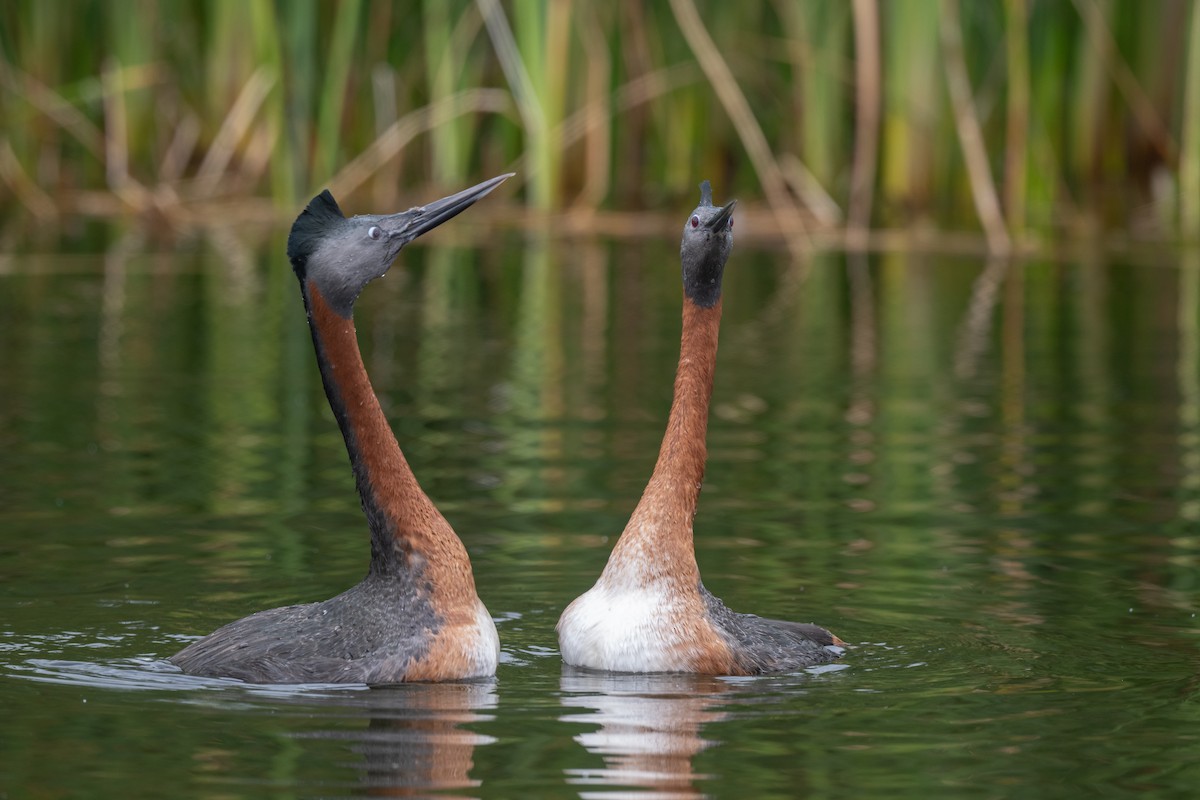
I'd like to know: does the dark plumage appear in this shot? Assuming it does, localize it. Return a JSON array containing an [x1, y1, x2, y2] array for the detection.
[[701, 587, 841, 674], [680, 180, 735, 308], [287, 190, 347, 275], [172, 574, 438, 684]]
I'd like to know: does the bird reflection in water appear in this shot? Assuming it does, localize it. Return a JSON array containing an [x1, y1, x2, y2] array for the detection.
[[559, 668, 731, 799], [293, 680, 497, 797]]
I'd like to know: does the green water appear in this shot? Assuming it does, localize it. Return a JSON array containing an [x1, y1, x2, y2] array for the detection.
[[2, 235, 1199, 798]]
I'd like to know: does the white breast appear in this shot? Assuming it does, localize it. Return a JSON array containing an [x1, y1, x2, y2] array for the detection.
[[556, 580, 697, 673], [464, 599, 501, 678]]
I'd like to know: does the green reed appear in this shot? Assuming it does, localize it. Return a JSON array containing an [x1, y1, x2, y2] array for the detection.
[[423, 0, 480, 186], [0, 0, 1194, 242], [1183, 1, 1200, 242]]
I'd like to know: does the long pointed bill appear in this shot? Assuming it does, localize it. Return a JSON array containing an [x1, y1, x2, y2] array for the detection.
[[706, 199, 737, 231], [384, 173, 514, 242]]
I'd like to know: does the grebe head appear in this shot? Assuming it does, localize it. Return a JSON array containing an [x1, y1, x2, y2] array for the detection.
[[287, 174, 513, 317], [680, 180, 736, 309]]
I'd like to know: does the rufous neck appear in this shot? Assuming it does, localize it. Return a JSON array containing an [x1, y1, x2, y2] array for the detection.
[[617, 296, 722, 561], [302, 281, 472, 578]]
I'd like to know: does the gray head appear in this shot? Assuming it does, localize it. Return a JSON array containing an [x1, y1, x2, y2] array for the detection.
[[287, 173, 513, 317], [680, 180, 736, 308]]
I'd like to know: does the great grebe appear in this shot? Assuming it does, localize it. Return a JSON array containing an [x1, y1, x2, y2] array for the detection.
[[557, 181, 843, 674], [171, 175, 512, 683]]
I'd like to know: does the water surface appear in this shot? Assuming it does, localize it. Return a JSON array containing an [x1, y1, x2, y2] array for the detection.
[[2, 234, 1198, 798]]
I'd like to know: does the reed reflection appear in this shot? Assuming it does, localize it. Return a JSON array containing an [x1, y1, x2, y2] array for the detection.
[[559, 668, 730, 799], [494, 232, 569, 506]]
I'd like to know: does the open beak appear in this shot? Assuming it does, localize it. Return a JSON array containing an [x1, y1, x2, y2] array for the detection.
[[706, 199, 737, 231], [383, 173, 514, 243]]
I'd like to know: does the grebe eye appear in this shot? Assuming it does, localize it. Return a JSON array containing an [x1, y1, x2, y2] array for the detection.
[[729, 217, 734, 229], [367, 226, 383, 240], [690, 215, 699, 228]]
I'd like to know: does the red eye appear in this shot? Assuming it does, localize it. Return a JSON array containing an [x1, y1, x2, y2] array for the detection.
[[729, 217, 734, 229], [690, 215, 699, 228]]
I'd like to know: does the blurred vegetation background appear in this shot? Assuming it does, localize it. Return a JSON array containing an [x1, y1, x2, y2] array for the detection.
[[0, 0, 1197, 249]]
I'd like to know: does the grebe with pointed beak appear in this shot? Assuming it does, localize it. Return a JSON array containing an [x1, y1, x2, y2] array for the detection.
[[557, 181, 844, 674], [171, 175, 512, 684]]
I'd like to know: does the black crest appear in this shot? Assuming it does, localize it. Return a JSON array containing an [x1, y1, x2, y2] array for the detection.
[[287, 190, 346, 274], [699, 179, 713, 207]]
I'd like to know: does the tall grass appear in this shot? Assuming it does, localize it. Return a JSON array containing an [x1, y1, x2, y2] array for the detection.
[[1182, 0, 1200, 242], [423, 0, 480, 187], [0, 0, 1194, 243], [880, 0, 942, 225]]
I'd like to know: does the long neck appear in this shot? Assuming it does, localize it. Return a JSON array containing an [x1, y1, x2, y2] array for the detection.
[[302, 281, 475, 584], [609, 296, 722, 576]]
